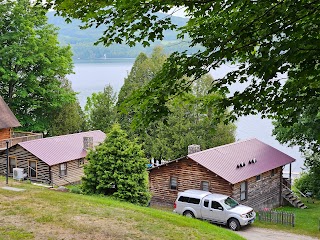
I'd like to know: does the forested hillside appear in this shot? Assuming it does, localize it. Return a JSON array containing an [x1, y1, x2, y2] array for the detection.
[[47, 12, 200, 59]]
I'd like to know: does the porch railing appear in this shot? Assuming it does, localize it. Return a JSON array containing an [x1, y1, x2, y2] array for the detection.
[[0, 131, 43, 149], [283, 178, 307, 198]]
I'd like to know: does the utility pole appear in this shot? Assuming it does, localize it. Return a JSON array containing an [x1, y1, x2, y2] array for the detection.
[[6, 140, 9, 185]]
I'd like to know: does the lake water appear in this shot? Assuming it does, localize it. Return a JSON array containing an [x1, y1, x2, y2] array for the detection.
[[68, 59, 304, 174]]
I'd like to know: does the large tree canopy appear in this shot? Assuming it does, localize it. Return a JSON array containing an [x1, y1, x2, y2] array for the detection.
[[117, 48, 235, 160], [47, 1, 320, 149], [0, 0, 74, 133], [50, 79, 85, 136], [84, 85, 117, 132]]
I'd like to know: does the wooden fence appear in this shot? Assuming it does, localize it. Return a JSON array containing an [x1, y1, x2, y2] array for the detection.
[[258, 210, 295, 227]]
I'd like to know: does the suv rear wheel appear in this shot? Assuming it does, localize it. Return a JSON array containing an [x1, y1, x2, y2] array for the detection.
[[228, 218, 240, 231], [183, 210, 195, 218]]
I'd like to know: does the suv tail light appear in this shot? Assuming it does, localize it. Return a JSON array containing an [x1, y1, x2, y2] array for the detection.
[[174, 202, 177, 209]]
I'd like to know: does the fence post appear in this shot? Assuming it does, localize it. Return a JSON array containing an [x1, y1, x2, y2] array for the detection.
[[292, 213, 295, 227]]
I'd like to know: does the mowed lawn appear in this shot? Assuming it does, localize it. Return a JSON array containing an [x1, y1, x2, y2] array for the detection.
[[0, 178, 244, 240], [254, 198, 320, 239]]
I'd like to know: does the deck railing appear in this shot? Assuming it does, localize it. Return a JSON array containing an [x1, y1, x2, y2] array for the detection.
[[0, 131, 43, 149]]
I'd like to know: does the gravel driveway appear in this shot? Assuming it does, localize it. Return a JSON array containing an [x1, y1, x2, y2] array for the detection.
[[235, 226, 318, 240]]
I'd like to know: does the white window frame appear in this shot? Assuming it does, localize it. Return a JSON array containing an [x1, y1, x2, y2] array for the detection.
[[9, 156, 17, 174], [169, 176, 178, 190], [59, 163, 67, 176], [240, 181, 247, 201], [201, 181, 209, 192]]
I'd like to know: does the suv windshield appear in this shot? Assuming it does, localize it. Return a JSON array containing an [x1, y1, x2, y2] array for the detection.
[[224, 197, 239, 209]]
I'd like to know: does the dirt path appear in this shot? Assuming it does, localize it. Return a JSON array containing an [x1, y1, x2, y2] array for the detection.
[[236, 226, 318, 240]]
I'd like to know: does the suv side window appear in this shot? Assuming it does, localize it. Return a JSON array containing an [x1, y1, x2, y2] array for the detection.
[[188, 198, 200, 204], [203, 199, 209, 208], [211, 201, 223, 210], [177, 196, 200, 204], [178, 196, 189, 202]]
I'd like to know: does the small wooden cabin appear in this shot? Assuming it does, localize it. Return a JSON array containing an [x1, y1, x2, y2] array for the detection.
[[0, 96, 21, 141], [0, 130, 106, 186], [149, 138, 295, 210], [0, 96, 42, 149]]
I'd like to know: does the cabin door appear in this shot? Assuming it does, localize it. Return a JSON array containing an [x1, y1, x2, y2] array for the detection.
[[28, 160, 37, 178]]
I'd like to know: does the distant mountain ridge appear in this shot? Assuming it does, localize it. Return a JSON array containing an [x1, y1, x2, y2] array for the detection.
[[47, 12, 198, 59]]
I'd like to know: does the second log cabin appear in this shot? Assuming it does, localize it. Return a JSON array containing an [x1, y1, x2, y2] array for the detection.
[[0, 130, 105, 186], [149, 138, 295, 210]]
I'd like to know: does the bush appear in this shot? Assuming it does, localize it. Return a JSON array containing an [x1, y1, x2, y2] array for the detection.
[[82, 124, 151, 205], [69, 186, 82, 194], [294, 173, 312, 194], [295, 172, 320, 199]]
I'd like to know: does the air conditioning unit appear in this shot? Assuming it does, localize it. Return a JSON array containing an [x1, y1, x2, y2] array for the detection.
[[13, 168, 26, 180]]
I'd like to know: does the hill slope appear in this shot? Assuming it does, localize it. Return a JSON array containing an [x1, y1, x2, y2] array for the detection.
[[47, 12, 200, 59], [0, 178, 243, 240]]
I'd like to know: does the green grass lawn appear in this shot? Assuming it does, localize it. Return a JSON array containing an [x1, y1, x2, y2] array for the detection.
[[254, 198, 320, 238], [0, 177, 243, 240]]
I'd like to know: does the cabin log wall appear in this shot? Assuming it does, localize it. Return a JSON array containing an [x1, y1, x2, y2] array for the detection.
[[0, 128, 11, 141], [51, 158, 87, 186], [149, 157, 232, 206], [232, 167, 282, 210], [0, 145, 50, 183]]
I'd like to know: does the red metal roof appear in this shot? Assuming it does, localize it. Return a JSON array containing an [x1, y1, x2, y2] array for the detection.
[[19, 130, 106, 166], [0, 96, 21, 129], [187, 138, 295, 184]]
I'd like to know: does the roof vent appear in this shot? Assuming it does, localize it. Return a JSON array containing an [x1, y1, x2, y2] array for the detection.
[[249, 158, 257, 164], [237, 162, 246, 168]]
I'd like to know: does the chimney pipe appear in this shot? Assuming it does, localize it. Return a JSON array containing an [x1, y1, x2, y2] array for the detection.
[[188, 144, 201, 154], [83, 136, 93, 150]]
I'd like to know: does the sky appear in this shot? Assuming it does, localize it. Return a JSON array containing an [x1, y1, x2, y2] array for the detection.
[[165, 7, 188, 18]]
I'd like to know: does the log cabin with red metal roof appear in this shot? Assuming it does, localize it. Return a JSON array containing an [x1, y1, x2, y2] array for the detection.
[[0, 130, 105, 186], [148, 138, 296, 210]]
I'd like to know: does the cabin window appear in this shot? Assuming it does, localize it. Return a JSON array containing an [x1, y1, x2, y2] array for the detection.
[[240, 181, 247, 201], [203, 199, 209, 208], [256, 174, 261, 181], [9, 156, 17, 174], [78, 159, 84, 167], [169, 176, 177, 190], [201, 181, 209, 192], [28, 160, 37, 178], [59, 163, 67, 176], [271, 169, 275, 177]]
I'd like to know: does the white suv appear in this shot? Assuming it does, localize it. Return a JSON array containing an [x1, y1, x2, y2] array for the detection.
[[173, 190, 256, 231]]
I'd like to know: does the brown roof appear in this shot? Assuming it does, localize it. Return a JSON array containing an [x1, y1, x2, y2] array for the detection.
[[150, 138, 295, 184], [187, 138, 295, 184], [0, 96, 21, 129], [19, 130, 106, 166]]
